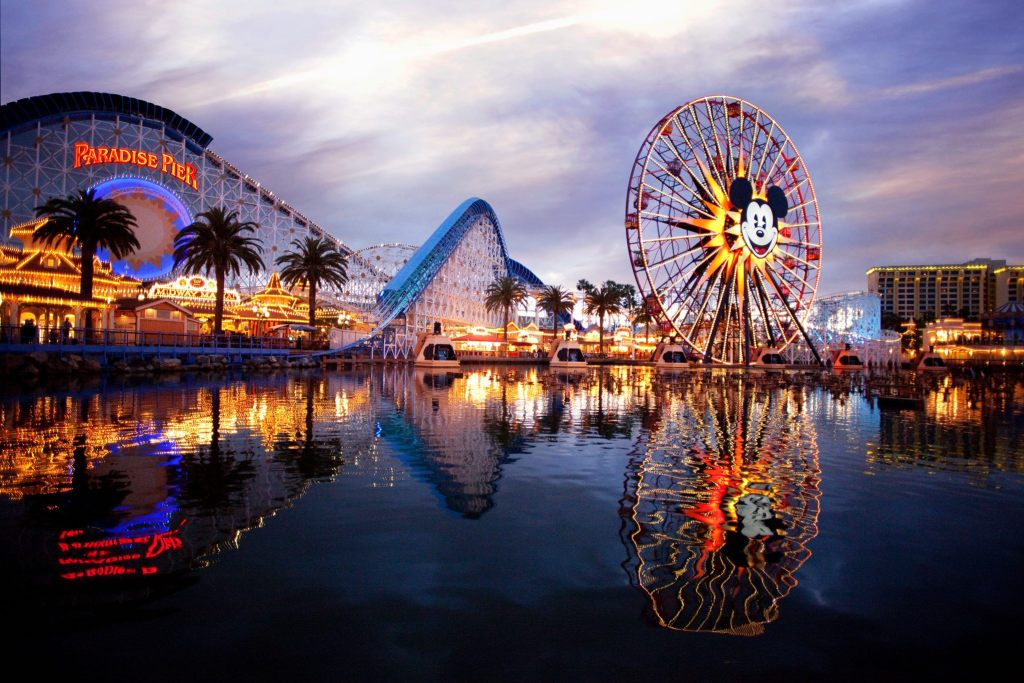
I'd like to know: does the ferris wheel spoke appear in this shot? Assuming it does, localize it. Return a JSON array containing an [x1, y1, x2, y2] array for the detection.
[[756, 143, 791, 194], [666, 115, 718, 203], [640, 179, 711, 218], [642, 232, 711, 244], [688, 103, 728, 192], [774, 248, 819, 273], [751, 121, 776, 185], [785, 198, 817, 215], [750, 268, 778, 346], [686, 267, 724, 349], [642, 158, 716, 217], [657, 248, 719, 308], [744, 108, 762, 177], [761, 267, 823, 365], [645, 240, 712, 270], [702, 265, 736, 361], [703, 98, 729, 182], [771, 259, 814, 291], [783, 175, 810, 199]]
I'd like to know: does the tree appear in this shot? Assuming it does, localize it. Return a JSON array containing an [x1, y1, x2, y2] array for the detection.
[[583, 280, 632, 356], [536, 284, 575, 345], [631, 305, 657, 347], [484, 275, 528, 355], [33, 188, 140, 331], [276, 235, 349, 328], [173, 207, 264, 335]]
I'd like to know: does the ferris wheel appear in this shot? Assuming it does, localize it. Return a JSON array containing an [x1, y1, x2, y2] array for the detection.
[[626, 96, 823, 364]]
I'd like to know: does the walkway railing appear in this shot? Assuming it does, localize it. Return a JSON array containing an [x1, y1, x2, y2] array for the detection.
[[0, 324, 315, 351]]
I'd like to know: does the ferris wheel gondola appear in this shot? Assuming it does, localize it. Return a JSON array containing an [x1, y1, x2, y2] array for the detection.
[[625, 96, 823, 365]]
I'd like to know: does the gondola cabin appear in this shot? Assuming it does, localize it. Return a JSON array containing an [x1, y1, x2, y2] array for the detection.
[[751, 347, 788, 368], [550, 338, 587, 368], [916, 352, 948, 372], [413, 323, 460, 369], [831, 347, 864, 371], [652, 341, 689, 368]]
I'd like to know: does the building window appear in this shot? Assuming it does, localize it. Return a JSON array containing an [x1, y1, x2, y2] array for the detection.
[[144, 308, 156, 318]]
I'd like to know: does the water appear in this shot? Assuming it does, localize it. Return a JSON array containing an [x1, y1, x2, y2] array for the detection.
[[2, 366, 1021, 680]]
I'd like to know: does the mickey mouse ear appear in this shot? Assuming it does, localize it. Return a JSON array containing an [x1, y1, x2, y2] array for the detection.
[[729, 177, 753, 209], [766, 185, 789, 219]]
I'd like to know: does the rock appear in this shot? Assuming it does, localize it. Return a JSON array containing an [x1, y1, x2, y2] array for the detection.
[[112, 361, 130, 372], [154, 357, 182, 371], [80, 358, 102, 372], [27, 351, 48, 367]]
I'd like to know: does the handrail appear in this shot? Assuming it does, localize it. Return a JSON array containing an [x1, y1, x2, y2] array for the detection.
[[0, 323, 327, 350]]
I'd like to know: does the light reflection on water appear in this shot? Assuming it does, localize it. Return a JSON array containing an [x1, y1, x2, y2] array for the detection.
[[619, 377, 820, 635], [1, 366, 1022, 655]]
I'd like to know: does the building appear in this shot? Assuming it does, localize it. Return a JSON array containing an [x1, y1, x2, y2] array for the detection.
[[994, 265, 1024, 308], [866, 258, 1016, 321], [1, 91, 352, 292], [1, 93, 545, 348]]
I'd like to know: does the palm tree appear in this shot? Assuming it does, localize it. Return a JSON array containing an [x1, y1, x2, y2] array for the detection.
[[583, 280, 631, 356], [536, 284, 575, 347], [484, 275, 528, 355], [33, 188, 140, 332], [631, 305, 657, 347], [173, 207, 264, 336], [275, 235, 349, 328]]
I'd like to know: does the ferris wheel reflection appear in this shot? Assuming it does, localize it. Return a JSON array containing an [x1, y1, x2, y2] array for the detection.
[[620, 377, 821, 635]]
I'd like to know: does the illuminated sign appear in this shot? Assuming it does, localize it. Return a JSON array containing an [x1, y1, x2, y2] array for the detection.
[[73, 141, 198, 190]]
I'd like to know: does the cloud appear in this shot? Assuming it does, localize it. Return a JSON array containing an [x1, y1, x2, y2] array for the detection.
[[874, 64, 1023, 99], [2, 0, 1023, 299]]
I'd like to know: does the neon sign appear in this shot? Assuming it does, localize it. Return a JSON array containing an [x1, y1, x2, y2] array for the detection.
[[73, 141, 198, 190]]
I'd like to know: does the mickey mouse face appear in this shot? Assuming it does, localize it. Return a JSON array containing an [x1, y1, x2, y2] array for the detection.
[[729, 177, 788, 259]]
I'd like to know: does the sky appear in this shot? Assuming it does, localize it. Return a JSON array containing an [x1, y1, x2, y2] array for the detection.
[[2, 0, 1022, 295]]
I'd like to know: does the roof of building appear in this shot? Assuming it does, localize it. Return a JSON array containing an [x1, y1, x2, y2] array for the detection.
[[0, 91, 213, 150]]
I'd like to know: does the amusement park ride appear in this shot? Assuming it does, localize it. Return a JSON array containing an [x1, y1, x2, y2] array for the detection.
[[626, 96, 824, 366]]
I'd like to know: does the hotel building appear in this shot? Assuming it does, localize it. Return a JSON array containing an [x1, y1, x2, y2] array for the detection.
[[866, 258, 1016, 320]]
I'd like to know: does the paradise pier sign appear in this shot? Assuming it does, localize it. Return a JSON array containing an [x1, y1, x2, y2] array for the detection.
[[73, 141, 198, 190]]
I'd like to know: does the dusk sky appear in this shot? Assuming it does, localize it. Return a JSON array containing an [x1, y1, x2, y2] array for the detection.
[[2, 0, 1022, 295]]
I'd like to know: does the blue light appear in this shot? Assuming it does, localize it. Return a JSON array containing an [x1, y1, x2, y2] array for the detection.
[[92, 176, 192, 281]]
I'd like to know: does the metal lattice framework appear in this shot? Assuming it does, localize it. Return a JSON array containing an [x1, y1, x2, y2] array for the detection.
[[342, 243, 417, 310], [371, 198, 542, 337], [0, 92, 352, 291], [626, 96, 823, 364]]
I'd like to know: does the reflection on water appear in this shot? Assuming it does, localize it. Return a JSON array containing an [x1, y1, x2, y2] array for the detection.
[[868, 374, 1024, 475], [0, 365, 1021, 631], [0, 372, 381, 600], [620, 376, 821, 635]]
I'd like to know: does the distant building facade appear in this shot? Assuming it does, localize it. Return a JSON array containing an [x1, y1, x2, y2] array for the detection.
[[994, 265, 1024, 308], [866, 258, 1016, 321]]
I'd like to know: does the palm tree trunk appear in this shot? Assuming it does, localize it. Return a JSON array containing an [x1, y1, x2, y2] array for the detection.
[[599, 311, 605, 355], [80, 244, 96, 334], [552, 309, 558, 348], [308, 279, 317, 328], [504, 305, 510, 357], [214, 268, 225, 336]]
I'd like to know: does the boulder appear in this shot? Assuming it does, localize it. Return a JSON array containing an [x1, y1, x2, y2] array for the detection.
[[80, 358, 102, 373], [27, 351, 48, 367]]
